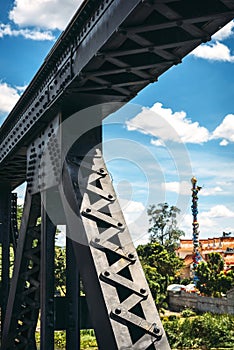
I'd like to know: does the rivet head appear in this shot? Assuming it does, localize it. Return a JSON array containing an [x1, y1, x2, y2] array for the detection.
[[94, 238, 100, 243], [115, 308, 121, 315], [104, 271, 110, 277], [128, 253, 134, 259]]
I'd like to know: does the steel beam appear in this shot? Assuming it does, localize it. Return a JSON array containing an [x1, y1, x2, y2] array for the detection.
[[0, 0, 233, 171], [66, 236, 80, 350], [1, 191, 41, 350], [10, 193, 19, 253], [40, 191, 57, 350], [0, 184, 11, 336]]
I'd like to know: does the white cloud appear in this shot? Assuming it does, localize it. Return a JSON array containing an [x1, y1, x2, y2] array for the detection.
[[126, 102, 210, 144], [163, 181, 223, 197], [119, 198, 145, 223], [202, 205, 234, 218], [0, 23, 54, 40], [0, 82, 21, 114], [162, 181, 191, 196], [9, 0, 84, 30], [191, 41, 234, 62], [118, 198, 149, 245], [180, 205, 234, 239], [200, 186, 223, 196], [219, 139, 229, 146], [150, 138, 166, 147], [212, 20, 234, 41], [15, 85, 28, 93], [212, 114, 234, 142]]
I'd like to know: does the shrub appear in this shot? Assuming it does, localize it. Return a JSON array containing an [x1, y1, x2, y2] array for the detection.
[[181, 308, 196, 317], [163, 313, 234, 349]]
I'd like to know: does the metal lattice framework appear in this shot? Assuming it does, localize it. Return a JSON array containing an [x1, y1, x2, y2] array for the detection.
[[62, 146, 170, 349], [0, 1, 234, 349]]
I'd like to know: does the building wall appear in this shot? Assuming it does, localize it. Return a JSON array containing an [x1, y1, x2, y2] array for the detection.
[[168, 288, 234, 315]]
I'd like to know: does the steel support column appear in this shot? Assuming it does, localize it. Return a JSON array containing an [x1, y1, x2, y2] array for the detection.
[[0, 184, 11, 337], [1, 191, 41, 350], [57, 122, 170, 349], [66, 236, 80, 350], [40, 191, 56, 350]]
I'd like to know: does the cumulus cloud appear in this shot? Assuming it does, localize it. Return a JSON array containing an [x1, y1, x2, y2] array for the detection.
[[212, 114, 234, 142], [119, 198, 145, 223], [191, 20, 234, 63], [9, 0, 84, 30], [118, 198, 149, 245], [219, 139, 229, 146], [0, 23, 55, 40], [191, 41, 234, 62], [150, 139, 166, 147], [15, 85, 28, 92], [212, 20, 234, 41], [0, 82, 22, 114], [180, 205, 234, 238], [126, 102, 210, 144], [202, 205, 234, 218], [200, 186, 223, 196], [162, 181, 191, 196], [163, 181, 223, 197]]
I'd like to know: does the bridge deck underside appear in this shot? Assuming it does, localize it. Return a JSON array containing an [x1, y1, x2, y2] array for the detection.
[[0, 0, 233, 188]]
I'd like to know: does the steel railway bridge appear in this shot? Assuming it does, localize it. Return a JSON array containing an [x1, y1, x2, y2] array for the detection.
[[0, 0, 233, 349]]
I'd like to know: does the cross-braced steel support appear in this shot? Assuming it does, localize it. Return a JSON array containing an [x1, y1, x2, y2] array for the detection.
[[1, 118, 170, 350], [59, 139, 170, 349], [0, 184, 11, 336], [1, 192, 41, 349]]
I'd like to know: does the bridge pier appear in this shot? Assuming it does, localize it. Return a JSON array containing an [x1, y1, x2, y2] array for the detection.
[[1, 1, 233, 348]]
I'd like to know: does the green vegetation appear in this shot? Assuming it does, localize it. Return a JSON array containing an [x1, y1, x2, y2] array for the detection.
[[35, 314, 234, 349], [136, 203, 185, 308], [196, 252, 234, 296], [148, 202, 185, 251], [13, 204, 234, 349], [163, 313, 234, 349], [137, 242, 183, 308], [36, 330, 97, 349]]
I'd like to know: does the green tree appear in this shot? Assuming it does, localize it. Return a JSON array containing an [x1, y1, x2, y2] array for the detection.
[[137, 242, 183, 308], [147, 203, 184, 250], [196, 252, 234, 296], [54, 246, 66, 295]]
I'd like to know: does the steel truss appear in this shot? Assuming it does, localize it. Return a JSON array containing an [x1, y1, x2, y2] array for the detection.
[[61, 144, 170, 349], [0, 136, 170, 349], [1, 1, 234, 349]]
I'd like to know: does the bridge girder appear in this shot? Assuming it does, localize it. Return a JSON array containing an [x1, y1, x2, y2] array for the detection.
[[0, 1, 234, 349]]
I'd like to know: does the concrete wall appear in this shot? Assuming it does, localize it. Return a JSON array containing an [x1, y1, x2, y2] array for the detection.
[[168, 288, 234, 315]]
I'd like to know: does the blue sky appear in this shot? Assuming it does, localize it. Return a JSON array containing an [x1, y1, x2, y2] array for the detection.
[[1, 1, 234, 245]]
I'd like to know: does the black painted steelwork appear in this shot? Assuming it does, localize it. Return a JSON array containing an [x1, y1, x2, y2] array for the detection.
[[0, 0, 234, 349], [0, 185, 11, 336]]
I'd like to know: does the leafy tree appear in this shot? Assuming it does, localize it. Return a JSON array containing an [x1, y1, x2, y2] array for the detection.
[[137, 242, 183, 308], [54, 246, 66, 295], [147, 203, 184, 250], [196, 252, 234, 296]]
